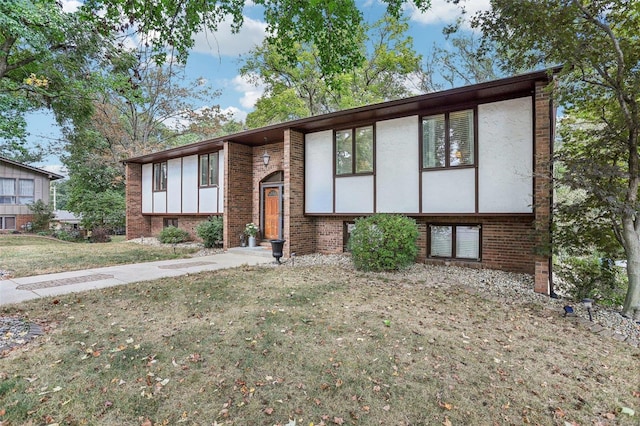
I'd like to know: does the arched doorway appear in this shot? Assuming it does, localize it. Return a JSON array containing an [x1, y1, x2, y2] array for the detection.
[[260, 171, 284, 240]]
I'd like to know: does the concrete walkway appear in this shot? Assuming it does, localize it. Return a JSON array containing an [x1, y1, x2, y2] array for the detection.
[[0, 250, 274, 306]]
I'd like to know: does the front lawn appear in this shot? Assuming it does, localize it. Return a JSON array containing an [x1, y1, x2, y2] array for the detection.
[[1, 264, 638, 425], [0, 235, 198, 278]]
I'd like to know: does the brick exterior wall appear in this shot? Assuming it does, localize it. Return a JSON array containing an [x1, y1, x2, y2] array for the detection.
[[285, 129, 316, 257], [313, 215, 537, 274], [149, 215, 219, 241], [252, 142, 285, 240], [533, 81, 553, 293], [223, 142, 253, 248], [15, 214, 34, 232], [125, 163, 151, 239]]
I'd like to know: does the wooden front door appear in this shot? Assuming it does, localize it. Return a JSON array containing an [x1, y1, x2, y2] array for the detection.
[[263, 187, 280, 240]]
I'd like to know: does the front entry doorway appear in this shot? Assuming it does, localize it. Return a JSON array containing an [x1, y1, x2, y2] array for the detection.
[[261, 171, 284, 241]]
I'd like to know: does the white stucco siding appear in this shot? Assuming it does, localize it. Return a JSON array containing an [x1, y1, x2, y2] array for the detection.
[[478, 97, 533, 213], [217, 151, 225, 213], [376, 116, 420, 213], [199, 187, 218, 213], [167, 158, 182, 213], [181, 155, 198, 213], [422, 168, 475, 213], [335, 175, 374, 213], [141, 163, 153, 213], [153, 192, 166, 213], [305, 130, 334, 213]]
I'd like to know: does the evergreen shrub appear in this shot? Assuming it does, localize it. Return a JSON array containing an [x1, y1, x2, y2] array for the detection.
[[349, 214, 419, 272], [158, 226, 190, 244], [196, 216, 223, 248]]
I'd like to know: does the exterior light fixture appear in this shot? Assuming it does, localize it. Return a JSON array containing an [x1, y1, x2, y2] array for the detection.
[[563, 305, 574, 317], [262, 150, 270, 166], [582, 298, 594, 321]]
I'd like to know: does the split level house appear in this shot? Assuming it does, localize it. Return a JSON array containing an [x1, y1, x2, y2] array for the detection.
[[0, 156, 64, 231], [124, 70, 555, 294]]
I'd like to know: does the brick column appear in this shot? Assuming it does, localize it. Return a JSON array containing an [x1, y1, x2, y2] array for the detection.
[[223, 142, 253, 249], [284, 129, 315, 257], [125, 162, 151, 239], [533, 80, 554, 294]]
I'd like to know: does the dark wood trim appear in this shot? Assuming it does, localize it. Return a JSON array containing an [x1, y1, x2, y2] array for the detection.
[[141, 213, 219, 217], [474, 106, 479, 214], [372, 123, 377, 213], [303, 212, 535, 218], [332, 130, 336, 214]]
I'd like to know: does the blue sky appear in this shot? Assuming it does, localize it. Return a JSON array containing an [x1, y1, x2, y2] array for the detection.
[[29, 0, 491, 174]]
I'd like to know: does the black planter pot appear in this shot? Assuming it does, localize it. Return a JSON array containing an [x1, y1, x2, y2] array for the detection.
[[270, 239, 286, 264]]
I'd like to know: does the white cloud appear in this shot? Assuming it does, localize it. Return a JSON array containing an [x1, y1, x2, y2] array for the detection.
[[231, 74, 265, 109], [192, 16, 267, 57], [409, 0, 491, 28], [61, 0, 82, 13], [221, 106, 248, 122]]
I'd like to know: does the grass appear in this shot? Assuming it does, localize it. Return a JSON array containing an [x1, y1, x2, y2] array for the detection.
[[1, 264, 639, 425], [0, 235, 198, 278]]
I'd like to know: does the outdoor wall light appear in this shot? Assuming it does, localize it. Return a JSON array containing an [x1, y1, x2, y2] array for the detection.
[[262, 150, 270, 166], [582, 298, 594, 321]]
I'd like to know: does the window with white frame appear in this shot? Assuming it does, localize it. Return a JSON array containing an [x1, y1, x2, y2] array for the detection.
[[429, 224, 481, 260], [422, 109, 474, 168], [0, 216, 16, 230], [153, 162, 167, 191], [199, 152, 219, 187], [18, 179, 34, 204], [0, 178, 15, 204]]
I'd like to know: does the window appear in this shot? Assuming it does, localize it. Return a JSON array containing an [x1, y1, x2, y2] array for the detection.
[[422, 109, 474, 168], [336, 125, 374, 175], [199, 152, 219, 187], [429, 225, 480, 260], [0, 216, 16, 230], [0, 178, 15, 204], [153, 162, 167, 191], [18, 179, 34, 204], [164, 218, 178, 228]]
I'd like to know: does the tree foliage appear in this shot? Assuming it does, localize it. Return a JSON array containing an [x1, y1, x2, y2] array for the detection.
[[473, 0, 640, 316], [0, 0, 122, 160], [242, 16, 424, 127], [80, 0, 431, 80]]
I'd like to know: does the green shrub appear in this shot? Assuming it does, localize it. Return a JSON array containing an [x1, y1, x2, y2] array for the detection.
[[27, 200, 54, 232], [349, 214, 419, 272], [555, 255, 627, 306], [196, 216, 223, 248], [158, 226, 190, 244]]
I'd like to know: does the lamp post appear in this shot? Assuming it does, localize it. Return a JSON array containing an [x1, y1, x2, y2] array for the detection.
[[582, 298, 594, 321]]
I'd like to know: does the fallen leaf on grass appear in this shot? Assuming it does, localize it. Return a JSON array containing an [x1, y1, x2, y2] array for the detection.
[[438, 401, 453, 410], [264, 407, 274, 415], [332, 417, 344, 425], [442, 416, 452, 426]]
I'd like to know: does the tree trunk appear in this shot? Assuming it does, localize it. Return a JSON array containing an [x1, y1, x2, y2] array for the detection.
[[622, 217, 640, 318]]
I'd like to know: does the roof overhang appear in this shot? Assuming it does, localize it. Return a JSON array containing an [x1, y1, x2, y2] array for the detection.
[[0, 156, 64, 180], [124, 68, 557, 164]]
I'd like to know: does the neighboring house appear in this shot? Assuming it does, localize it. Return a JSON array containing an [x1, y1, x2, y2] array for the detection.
[[52, 210, 81, 231], [124, 70, 555, 294], [0, 157, 63, 232]]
